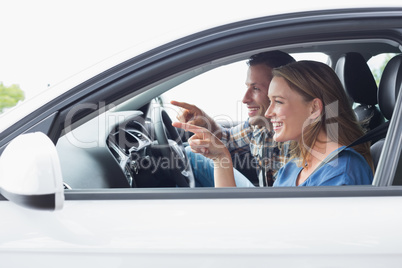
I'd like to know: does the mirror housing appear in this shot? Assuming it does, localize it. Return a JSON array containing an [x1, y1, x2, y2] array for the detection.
[[0, 132, 64, 210]]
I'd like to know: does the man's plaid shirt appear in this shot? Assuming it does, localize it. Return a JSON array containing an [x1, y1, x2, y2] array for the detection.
[[220, 119, 289, 187]]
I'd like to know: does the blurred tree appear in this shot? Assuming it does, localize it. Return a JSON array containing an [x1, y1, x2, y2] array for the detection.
[[371, 54, 394, 86], [0, 82, 25, 113]]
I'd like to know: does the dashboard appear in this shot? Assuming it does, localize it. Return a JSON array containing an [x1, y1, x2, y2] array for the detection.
[[57, 109, 184, 189]]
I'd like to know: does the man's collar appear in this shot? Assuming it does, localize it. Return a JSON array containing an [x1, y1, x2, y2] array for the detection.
[[246, 118, 272, 132]]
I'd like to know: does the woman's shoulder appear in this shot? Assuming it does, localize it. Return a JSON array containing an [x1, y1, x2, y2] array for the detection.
[[314, 146, 373, 185], [339, 147, 370, 166]]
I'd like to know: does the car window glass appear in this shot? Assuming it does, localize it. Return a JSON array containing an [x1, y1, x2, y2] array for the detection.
[[368, 53, 398, 86], [392, 147, 402, 185], [291, 52, 328, 63]]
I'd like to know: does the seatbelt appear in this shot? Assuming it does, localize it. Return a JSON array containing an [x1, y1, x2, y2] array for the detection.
[[347, 121, 389, 148], [308, 121, 389, 176]]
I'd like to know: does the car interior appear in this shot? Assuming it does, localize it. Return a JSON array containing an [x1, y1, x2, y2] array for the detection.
[[56, 38, 402, 189]]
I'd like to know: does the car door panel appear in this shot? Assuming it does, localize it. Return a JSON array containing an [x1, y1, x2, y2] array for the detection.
[[1, 191, 402, 267]]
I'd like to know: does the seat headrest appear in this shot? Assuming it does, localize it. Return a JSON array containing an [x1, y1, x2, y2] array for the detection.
[[354, 104, 384, 132], [335, 52, 378, 105], [378, 54, 402, 120]]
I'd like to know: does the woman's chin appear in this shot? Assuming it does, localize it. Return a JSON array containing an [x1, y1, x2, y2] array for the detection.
[[273, 133, 284, 143]]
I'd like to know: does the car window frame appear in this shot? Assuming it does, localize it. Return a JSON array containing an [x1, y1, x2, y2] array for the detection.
[[59, 52, 402, 199], [2, 8, 402, 203]]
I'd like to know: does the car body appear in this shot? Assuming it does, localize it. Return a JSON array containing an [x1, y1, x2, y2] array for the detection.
[[1, 6, 402, 268]]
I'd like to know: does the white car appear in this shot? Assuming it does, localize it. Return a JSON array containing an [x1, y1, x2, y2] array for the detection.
[[1, 6, 402, 268]]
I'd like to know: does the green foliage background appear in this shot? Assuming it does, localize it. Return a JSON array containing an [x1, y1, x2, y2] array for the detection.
[[371, 54, 394, 86], [0, 82, 25, 113]]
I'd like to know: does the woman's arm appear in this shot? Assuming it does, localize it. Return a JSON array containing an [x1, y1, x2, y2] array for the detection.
[[172, 122, 236, 187]]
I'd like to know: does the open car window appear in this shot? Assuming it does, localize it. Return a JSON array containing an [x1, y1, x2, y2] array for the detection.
[[55, 46, 400, 191], [160, 52, 329, 128]]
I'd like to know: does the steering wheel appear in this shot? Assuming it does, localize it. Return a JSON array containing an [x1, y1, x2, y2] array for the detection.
[[152, 106, 195, 187]]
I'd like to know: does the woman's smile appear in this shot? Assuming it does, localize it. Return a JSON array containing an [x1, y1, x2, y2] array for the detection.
[[265, 76, 313, 142], [271, 120, 283, 131]]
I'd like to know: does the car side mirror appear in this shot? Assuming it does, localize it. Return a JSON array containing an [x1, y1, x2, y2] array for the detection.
[[0, 132, 64, 210]]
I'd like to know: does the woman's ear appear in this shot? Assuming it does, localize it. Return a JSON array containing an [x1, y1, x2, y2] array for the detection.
[[310, 98, 323, 120]]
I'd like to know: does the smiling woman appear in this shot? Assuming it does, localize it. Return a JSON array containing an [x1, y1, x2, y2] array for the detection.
[[267, 61, 374, 186], [267, 77, 313, 142], [176, 61, 375, 187]]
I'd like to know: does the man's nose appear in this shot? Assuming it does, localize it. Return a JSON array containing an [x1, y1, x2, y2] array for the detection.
[[242, 89, 252, 104]]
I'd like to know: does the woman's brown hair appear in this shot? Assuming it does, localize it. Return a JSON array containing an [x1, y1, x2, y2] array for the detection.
[[272, 60, 374, 172]]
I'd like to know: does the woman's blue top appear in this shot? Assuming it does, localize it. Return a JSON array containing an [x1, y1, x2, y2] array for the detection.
[[273, 147, 373, 186]]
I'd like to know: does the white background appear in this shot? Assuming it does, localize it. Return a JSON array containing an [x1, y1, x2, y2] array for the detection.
[[1, 0, 401, 119]]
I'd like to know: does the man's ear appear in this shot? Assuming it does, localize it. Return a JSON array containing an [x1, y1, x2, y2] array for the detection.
[[310, 98, 323, 120]]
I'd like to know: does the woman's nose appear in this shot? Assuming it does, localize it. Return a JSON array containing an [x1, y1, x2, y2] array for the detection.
[[265, 103, 273, 118]]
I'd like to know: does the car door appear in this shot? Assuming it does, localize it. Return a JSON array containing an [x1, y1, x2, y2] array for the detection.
[[1, 8, 402, 268]]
